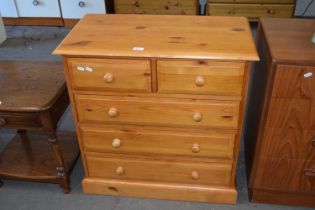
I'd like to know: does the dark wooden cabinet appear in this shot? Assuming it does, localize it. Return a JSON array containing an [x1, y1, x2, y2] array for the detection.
[[244, 18, 315, 208]]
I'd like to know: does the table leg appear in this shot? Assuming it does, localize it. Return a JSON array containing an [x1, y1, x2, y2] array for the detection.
[[48, 132, 71, 194], [0, 179, 3, 187]]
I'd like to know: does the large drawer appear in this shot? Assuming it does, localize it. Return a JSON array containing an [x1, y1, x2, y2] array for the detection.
[[15, 0, 61, 17], [80, 124, 235, 160], [59, 0, 106, 19], [207, 3, 294, 19], [157, 60, 245, 96], [114, 0, 198, 15], [76, 95, 240, 129], [67, 58, 151, 92], [86, 153, 232, 186]]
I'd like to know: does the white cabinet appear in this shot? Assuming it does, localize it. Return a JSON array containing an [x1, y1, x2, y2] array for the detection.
[[59, 0, 106, 19], [0, 15, 6, 44], [15, 0, 61, 17], [0, 0, 19, 17]]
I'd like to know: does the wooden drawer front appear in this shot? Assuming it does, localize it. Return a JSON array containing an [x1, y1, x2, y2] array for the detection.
[[68, 58, 151, 92], [15, 0, 61, 17], [0, 112, 41, 129], [114, 0, 198, 15], [76, 95, 240, 129], [207, 3, 294, 19], [81, 125, 235, 159], [208, 0, 294, 3], [86, 154, 232, 186], [157, 60, 245, 96], [272, 65, 315, 99], [255, 158, 315, 193], [261, 128, 315, 160], [59, 0, 106, 19]]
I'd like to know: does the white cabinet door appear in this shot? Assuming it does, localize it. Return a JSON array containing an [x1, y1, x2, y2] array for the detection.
[[0, 0, 19, 17], [60, 0, 106, 19], [15, 0, 61, 17]]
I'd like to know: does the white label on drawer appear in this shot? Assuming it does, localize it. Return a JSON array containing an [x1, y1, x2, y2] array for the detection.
[[85, 67, 93, 72], [77, 66, 85, 71], [132, 47, 144, 51], [304, 72, 313, 78]]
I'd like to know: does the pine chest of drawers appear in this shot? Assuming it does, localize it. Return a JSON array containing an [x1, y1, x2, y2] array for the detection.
[[54, 14, 258, 204]]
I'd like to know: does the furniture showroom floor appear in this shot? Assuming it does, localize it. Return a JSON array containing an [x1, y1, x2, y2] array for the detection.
[[0, 25, 312, 210]]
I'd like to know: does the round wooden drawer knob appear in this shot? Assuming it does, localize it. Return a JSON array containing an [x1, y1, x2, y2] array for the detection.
[[116, 166, 124, 175], [108, 107, 118, 117], [0, 118, 6, 126], [193, 112, 202, 122], [195, 76, 205, 87], [112, 138, 121, 148], [191, 171, 199, 180], [104, 73, 114, 83], [192, 143, 200, 153]]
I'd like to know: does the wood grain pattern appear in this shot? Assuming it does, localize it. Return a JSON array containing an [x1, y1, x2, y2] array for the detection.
[[272, 65, 315, 99], [207, 3, 294, 20], [114, 0, 198, 15], [83, 178, 237, 204], [0, 61, 66, 112], [67, 58, 151, 92], [76, 95, 240, 129], [80, 124, 235, 160], [3, 17, 64, 26], [86, 153, 232, 186], [157, 60, 245, 95], [53, 14, 259, 61]]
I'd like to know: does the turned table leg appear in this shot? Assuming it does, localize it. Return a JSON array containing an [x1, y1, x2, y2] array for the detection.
[[48, 132, 71, 194], [0, 179, 3, 187]]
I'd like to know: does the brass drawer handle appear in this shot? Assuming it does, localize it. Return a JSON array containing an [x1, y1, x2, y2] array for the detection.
[[195, 76, 205, 87], [191, 171, 199, 180], [193, 112, 202, 122], [104, 73, 114, 83], [192, 143, 200, 153], [304, 168, 315, 177], [112, 138, 121, 148], [0, 118, 6, 126], [133, 0, 140, 7], [108, 107, 118, 117], [116, 166, 125, 175]]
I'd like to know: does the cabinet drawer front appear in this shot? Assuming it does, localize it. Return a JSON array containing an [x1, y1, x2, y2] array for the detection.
[[86, 154, 232, 186], [114, 0, 198, 15], [272, 65, 315, 99], [76, 95, 240, 129], [59, 0, 106, 19], [208, 0, 294, 3], [0, 112, 41, 129], [0, 0, 19, 17], [15, 0, 61, 17], [68, 58, 151, 92], [81, 125, 235, 159], [157, 60, 245, 96], [207, 3, 294, 19], [255, 158, 315, 193]]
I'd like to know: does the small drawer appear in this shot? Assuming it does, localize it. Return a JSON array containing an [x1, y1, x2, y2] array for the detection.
[[207, 3, 294, 19], [86, 154, 232, 186], [59, 0, 106, 19], [81, 125, 235, 159], [157, 60, 245, 96], [114, 0, 198, 15], [0, 112, 41, 129], [76, 95, 240, 129], [68, 58, 151, 92], [15, 0, 61, 17]]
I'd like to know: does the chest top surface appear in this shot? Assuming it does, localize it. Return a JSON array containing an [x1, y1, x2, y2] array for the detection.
[[0, 61, 65, 112], [261, 18, 315, 64], [53, 14, 258, 61]]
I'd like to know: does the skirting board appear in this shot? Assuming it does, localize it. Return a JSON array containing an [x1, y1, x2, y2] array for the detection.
[[83, 178, 237, 204]]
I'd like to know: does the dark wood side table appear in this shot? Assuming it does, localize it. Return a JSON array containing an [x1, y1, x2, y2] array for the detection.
[[0, 61, 80, 193]]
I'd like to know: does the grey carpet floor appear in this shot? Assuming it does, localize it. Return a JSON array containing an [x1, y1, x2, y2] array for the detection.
[[0, 25, 312, 210]]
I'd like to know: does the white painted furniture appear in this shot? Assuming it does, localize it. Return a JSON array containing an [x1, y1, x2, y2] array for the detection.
[[59, 0, 106, 19], [0, 15, 7, 44], [0, 0, 19, 17], [14, 0, 61, 17]]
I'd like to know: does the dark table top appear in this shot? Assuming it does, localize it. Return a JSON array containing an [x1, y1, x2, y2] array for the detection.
[[0, 61, 66, 112]]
